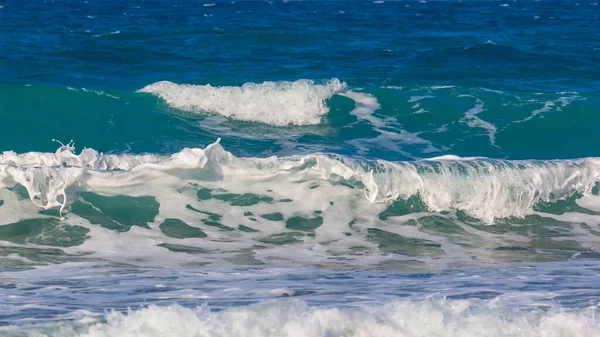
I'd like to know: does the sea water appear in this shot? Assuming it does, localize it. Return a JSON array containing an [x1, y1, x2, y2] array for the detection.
[[1, 1, 600, 336]]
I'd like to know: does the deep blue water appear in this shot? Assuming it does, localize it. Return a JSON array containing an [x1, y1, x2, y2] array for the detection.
[[2, 0, 600, 158], [3, 0, 600, 90]]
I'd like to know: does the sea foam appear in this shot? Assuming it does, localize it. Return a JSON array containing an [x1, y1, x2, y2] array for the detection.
[[138, 79, 346, 126], [6, 299, 598, 337], [1, 140, 599, 224]]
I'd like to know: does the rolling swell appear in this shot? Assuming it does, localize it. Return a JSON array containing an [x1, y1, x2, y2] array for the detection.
[[3, 82, 600, 160]]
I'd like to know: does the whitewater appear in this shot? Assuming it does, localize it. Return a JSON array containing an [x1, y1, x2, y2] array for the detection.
[[2, 1, 600, 336], [2, 80, 600, 336], [138, 79, 347, 126], [2, 140, 600, 224], [2, 80, 600, 335]]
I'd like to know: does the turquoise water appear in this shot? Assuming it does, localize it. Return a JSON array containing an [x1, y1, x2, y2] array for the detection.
[[1, 1, 600, 336]]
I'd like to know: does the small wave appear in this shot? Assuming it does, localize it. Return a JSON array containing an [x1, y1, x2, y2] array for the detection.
[[138, 79, 346, 126]]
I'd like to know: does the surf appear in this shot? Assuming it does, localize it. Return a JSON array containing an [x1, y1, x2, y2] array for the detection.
[[2, 140, 599, 221], [1, 140, 599, 268], [4, 298, 598, 337]]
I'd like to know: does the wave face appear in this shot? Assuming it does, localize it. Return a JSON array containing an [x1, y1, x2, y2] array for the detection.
[[138, 79, 346, 126], [2, 141, 599, 268], [3, 82, 599, 162]]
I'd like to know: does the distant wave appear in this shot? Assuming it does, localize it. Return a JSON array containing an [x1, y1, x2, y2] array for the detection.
[[138, 79, 346, 126]]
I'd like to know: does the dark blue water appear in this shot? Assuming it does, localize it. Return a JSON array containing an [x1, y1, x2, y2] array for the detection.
[[1, 0, 600, 158], [3, 1, 600, 90]]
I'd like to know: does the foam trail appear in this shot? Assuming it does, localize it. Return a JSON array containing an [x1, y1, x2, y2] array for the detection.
[[506, 94, 583, 127], [138, 79, 346, 126], [1, 141, 599, 224], [342, 91, 440, 156], [4, 299, 598, 337], [460, 97, 499, 148], [407, 95, 434, 103], [340, 91, 383, 127]]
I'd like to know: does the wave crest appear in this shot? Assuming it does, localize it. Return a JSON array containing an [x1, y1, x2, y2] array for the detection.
[[138, 79, 346, 126], [1, 141, 599, 224]]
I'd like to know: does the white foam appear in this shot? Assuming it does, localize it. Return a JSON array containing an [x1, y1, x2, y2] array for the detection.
[[341, 91, 440, 156], [138, 79, 346, 126], [10, 299, 598, 337], [339, 91, 383, 127], [2, 141, 599, 226], [521, 101, 555, 122], [577, 195, 600, 212], [407, 95, 434, 103], [507, 95, 583, 127], [0, 142, 165, 216], [460, 97, 499, 148], [426, 154, 486, 161]]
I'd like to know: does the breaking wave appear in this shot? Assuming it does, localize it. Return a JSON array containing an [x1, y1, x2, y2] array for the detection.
[[3, 299, 598, 337], [1, 140, 599, 224], [138, 79, 346, 126]]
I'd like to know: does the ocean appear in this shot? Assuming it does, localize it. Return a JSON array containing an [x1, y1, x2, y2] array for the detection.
[[1, 1, 600, 336]]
